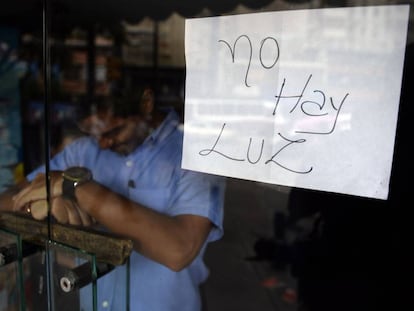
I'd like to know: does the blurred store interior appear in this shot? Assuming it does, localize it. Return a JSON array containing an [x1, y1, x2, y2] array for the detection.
[[1, 1, 414, 310]]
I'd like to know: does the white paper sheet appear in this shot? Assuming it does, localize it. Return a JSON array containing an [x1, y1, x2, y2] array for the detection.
[[183, 5, 410, 200]]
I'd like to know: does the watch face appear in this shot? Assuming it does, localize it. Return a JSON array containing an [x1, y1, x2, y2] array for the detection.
[[63, 166, 92, 181]]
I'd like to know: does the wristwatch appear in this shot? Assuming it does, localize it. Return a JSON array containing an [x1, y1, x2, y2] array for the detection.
[[61, 166, 92, 201]]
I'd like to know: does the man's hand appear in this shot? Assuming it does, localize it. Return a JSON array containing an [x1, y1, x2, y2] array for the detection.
[[27, 197, 93, 226], [12, 172, 94, 226], [12, 172, 62, 208]]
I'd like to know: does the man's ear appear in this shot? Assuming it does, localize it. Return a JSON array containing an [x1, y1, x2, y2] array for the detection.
[[141, 88, 154, 116]]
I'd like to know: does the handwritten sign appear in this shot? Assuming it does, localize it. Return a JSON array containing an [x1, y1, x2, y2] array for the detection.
[[182, 5, 409, 200]]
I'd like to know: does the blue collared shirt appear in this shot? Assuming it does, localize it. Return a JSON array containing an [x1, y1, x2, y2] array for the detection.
[[28, 109, 225, 311]]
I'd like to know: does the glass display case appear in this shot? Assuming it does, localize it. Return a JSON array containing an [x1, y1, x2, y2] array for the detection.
[[0, 1, 413, 311]]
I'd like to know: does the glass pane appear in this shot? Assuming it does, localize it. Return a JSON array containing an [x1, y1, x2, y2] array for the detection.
[[0, 0, 414, 311], [48, 242, 95, 311], [0, 25, 41, 192], [13, 1, 412, 311], [0, 2, 45, 311], [48, 241, 129, 311], [0, 230, 40, 311], [0, 229, 22, 311]]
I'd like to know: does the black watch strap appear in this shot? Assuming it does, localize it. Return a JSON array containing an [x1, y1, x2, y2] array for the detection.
[[62, 178, 77, 201], [61, 167, 92, 202]]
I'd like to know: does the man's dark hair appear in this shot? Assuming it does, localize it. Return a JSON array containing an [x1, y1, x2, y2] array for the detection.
[[100, 88, 145, 118]]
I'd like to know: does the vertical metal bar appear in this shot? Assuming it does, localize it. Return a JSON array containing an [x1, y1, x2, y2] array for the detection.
[[42, 0, 52, 234], [42, 0, 53, 310]]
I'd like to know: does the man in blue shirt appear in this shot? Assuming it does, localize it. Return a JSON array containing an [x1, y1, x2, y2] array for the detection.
[[3, 88, 226, 310]]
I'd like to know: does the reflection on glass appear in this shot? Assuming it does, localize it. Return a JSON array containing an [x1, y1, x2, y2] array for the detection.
[[0, 28, 25, 193], [0, 1, 412, 311]]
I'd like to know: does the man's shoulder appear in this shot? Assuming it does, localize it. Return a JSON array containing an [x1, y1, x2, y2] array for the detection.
[[57, 136, 100, 161], [66, 135, 97, 149]]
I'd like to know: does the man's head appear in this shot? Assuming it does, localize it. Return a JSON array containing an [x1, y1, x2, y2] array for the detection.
[[78, 88, 157, 155]]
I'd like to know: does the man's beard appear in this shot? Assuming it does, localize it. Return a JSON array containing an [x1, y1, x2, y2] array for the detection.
[[110, 122, 150, 156]]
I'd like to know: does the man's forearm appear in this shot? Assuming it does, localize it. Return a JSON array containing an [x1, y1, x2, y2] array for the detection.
[[75, 180, 212, 271]]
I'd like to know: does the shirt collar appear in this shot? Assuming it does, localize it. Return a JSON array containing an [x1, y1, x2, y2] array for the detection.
[[146, 108, 180, 145]]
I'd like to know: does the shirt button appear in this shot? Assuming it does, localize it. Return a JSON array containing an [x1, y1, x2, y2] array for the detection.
[[126, 160, 133, 167], [102, 300, 109, 308]]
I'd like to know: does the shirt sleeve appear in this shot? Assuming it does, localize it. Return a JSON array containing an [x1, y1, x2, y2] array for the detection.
[[26, 137, 93, 181], [168, 169, 226, 242]]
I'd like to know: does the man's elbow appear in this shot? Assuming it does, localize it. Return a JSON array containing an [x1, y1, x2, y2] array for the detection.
[[167, 261, 188, 272], [166, 245, 200, 272]]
